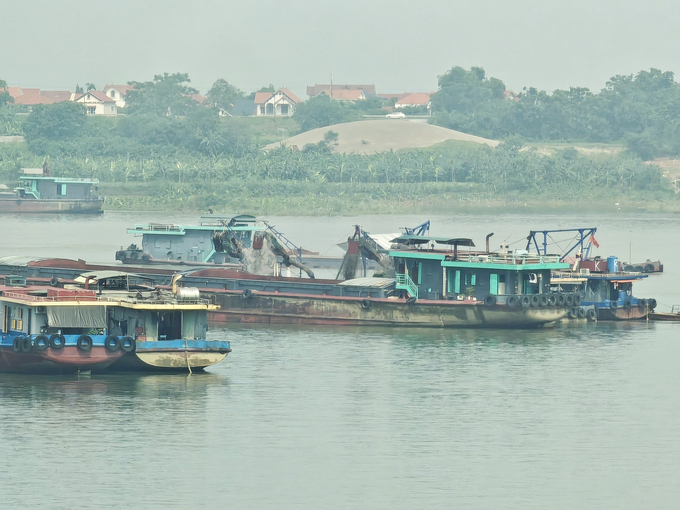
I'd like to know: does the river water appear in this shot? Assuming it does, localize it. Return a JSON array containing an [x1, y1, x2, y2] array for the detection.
[[1, 212, 679, 509]]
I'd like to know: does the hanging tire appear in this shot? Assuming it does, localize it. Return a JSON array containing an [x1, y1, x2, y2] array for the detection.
[[574, 294, 583, 305], [242, 288, 252, 299], [623, 300, 631, 310], [556, 294, 566, 306], [34, 335, 49, 352], [648, 298, 657, 310], [577, 307, 587, 318], [530, 295, 540, 307], [644, 263, 655, 273], [406, 296, 417, 305], [634, 265, 644, 272], [120, 336, 136, 353], [637, 299, 647, 309], [568, 308, 578, 319], [77, 335, 93, 352], [49, 334, 65, 349], [610, 301, 619, 309], [12, 337, 22, 353], [361, 299, 372, 310], [565, 295, 574, 306], [19, 336, 32, 353], [484, 295, 497, 307], [547, 294, 557, 307], [539, 295, 549, 307], [520, 295, 531, 309], [507, 295, 520, 308], [50, 276, 59, 287], [105, 335, 121, 352], [587, 308, 597, 321]]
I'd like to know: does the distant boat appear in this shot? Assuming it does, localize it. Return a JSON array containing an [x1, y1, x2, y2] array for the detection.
[[0, 165, 103, 214]]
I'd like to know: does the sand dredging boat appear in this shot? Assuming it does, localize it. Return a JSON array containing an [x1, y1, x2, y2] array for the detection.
[[0, 272, 231, 374]]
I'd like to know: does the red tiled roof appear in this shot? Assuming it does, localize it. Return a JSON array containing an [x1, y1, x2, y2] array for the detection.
[[318, 89, 364, 100], [253, 92, 273, 105], [103, 84, 134, 95], [279, 88, 302, 104], [12, 88, 54, 105], [395, 92, 431, 106], [39, 91, 72, 103], [74, 91, 115, 103], [307, 84, 376, 96], [190, 93, 206, 104]]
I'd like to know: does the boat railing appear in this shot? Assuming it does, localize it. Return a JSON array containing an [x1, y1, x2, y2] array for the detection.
[[395, 273, 419, 299], [131, 223, 183, 232], [459, 254, 562, 265], [2, 291, 211, 306]]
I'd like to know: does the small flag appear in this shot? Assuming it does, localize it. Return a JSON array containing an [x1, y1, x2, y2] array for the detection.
[[590, 234, 600, 248]]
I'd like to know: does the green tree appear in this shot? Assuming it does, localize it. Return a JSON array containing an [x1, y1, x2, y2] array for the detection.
[[22, 102, 87, 141], [126, 72, 199, 116], [75, 84, 84, 94], [205, 79, 245, 111], [0, 79, 13, 107], [86, 83, 96, 92], [293, 94, 358, 131]]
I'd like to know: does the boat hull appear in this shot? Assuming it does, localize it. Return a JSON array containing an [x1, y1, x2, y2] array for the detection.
[[0, 198, 103, 214], [0, 346, 123, 374], [105, 340, 232, 372], [597, 306, 649, 321], [210, 293, 567, 328]]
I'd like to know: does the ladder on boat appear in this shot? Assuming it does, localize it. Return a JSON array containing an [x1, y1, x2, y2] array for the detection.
[[396, 273, 419, 300]]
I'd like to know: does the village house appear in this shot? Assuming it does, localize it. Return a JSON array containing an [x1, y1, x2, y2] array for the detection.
[[73, 91, 117, 116], [103, 84, 133, 108], [306, 84, 376, 98], [6, 87, 72, 106], [394, 92, 432, 110], [253, 88, 302, 117]]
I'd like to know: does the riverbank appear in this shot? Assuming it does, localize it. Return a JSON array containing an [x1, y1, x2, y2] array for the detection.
[[100, 180, 679, 215]]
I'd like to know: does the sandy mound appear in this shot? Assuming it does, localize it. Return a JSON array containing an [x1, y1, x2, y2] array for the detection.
[[265, 119, 498, 154]]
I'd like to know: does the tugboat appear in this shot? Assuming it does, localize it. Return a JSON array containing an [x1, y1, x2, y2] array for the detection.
[[526, 228, 657, 321], [0, 272, 231, 374], [0, 164, 103, 214]]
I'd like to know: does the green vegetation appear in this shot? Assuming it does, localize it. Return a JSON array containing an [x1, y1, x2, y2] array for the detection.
[[431, 67, 680, 160], [2, 67, 680, 214]]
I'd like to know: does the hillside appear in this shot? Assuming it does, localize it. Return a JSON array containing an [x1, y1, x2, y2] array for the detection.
[[264, 119, 499, 154]]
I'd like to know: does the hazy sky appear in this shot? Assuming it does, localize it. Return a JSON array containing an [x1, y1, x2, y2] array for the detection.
[[2, 0, 678, 97]]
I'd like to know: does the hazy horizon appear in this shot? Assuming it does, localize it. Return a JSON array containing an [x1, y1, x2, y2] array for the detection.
[[2, 0, 679, 98]]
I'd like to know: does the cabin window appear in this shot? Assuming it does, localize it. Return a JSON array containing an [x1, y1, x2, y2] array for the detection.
[[87, 107, 96, 115], [57, 184, 67, 196]]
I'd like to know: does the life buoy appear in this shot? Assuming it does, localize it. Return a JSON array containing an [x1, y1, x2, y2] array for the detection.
[[105, 335, 121, 352], [587, 308, 597, 321], [242, 288, 252, 299], [539, 295, 549, 307], [520, 296, 531, 309], [530, 295, 540, 307], [34, 335, 49, 351], [120, 336, 135, 353], [49, 334, 65, 349], [577, 307, 587, 318], [361, 299, 372, 310], [76, 335, 93, 352], [507, 295, 520, 308], [484, 295, 497, 307]]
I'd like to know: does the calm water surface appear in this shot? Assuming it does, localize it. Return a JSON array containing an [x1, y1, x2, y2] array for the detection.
[[1, 212, 679, 509]]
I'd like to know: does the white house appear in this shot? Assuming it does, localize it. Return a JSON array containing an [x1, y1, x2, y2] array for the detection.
[[103, 84, 133, 108], [253, 88, 302, 117], [73, 91, 117, 116]]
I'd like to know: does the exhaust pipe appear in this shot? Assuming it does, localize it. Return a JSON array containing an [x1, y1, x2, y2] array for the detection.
[[171, 274, 182, 294], [486, 233, 495, 253]]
